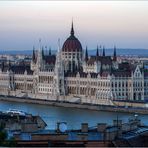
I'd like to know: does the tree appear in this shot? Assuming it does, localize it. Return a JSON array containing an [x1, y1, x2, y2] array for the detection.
[[0, 122, 16, 147]]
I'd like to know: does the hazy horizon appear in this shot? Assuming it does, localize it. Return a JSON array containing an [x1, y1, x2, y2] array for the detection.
[[0, 1, 148, 50]]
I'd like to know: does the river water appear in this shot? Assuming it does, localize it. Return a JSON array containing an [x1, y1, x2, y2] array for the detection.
[[0, 100, 148, 130]]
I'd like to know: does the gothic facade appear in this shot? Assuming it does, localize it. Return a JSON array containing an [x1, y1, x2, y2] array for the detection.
[[0, 23, 148, 104]]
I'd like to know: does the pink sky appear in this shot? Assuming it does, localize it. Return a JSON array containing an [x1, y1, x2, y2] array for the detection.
[[0, 1, 148, 50]]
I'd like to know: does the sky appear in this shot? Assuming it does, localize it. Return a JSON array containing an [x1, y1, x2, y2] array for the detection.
[[0, 1, 148, 50]]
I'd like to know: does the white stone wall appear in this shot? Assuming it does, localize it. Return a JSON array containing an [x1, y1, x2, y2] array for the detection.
[[62, 51, 82, 72], [0, 71, 9, 95], [37, 71, 54, 94], [111, 77, 132, 100], [0, 60, 147, 103], [144, 78, 148, 100]]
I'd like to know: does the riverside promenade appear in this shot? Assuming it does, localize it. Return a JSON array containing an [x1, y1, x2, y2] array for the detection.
[[0, 95, 148, 115]]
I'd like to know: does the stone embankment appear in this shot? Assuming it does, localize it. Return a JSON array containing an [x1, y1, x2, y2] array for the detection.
[[0, 96, 148, 115]]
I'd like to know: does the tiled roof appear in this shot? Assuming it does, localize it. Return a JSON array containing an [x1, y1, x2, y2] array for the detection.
[[90, 73, 98, 78], [44, 55, 56, 65], [144, 71, 148, 77], [112, 71, 131, 77], [62, 35, 82, 52], [87, 57, 96, 65], [11, 65, 33, 75], [118, 62, 131, 71], [86, 56, 112, 65], [100, 71, 111, 77]]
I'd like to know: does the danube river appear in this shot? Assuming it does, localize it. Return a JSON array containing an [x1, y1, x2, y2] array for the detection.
[[0, 100, 148, 130]]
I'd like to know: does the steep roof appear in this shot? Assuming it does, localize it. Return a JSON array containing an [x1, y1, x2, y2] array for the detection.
[[11, 65, 33, 75], [44, 55, 56, 65], [86, 56, 112, 65]]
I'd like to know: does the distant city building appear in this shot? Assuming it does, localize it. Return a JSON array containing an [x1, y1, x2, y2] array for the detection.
[[0, 22, 147, 104]]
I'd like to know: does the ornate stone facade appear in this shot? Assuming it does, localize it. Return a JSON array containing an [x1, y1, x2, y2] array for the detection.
[[0, 23, 147, 104]]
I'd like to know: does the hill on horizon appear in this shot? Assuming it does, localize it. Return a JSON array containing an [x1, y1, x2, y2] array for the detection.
[[0, 48, 148, 57]]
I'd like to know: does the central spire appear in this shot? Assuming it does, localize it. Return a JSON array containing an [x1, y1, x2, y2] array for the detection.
[[70, 20, 74, 36]]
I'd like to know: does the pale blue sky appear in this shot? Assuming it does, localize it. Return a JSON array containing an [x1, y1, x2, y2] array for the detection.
[[0, 1, 148, 50]]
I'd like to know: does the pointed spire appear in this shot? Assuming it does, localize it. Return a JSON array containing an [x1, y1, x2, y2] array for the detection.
[[45, 46, 47, 55], [100, 63, 103, 74], [114, 45, 116, 56], [8, 60, 11, 71], [42, 46, 44, 59], [99, 45, 102, 56], [85, 46, 88, 62], [103, 46, 105, 56], [1, 61, 4, 72], [96, 45, 99, 61], [39, 38, 41, 50], [96, 45, 99, 57], [49, 47, 51, 56], [113, 45, 117, 61], [32, 46, 36, 62], [58, 38, 61, 52], [70, 20, 74, 36]]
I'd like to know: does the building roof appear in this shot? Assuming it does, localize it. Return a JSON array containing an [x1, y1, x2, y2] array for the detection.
[[44, 55, 56, 65], [100, 71, 111, 77], [86, 56, 112, 65], [62, 22, 82, 52], [144, 70, 148, 77], [112, 70, 131, 77], [11, 65, 33, 75], [118, 62, 131, 71]]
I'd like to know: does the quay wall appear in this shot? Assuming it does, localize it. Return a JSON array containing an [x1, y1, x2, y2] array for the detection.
[[0, 96, 148, 115], [113, 100, 146, 108]]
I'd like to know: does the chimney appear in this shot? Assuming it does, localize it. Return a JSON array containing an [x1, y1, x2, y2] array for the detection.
[[81, 123, 88, 133]]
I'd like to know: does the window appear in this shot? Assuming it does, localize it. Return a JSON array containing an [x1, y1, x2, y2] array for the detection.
[[119, 82, 121, 87]]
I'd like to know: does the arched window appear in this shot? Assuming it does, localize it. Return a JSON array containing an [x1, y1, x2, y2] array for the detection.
[[138, 93, 141, 100], [134, 93, 136, 100], [119, 82, 121, 87], [126, 82, 128, 87], [112, 83, 114, 87], [122, 82, 124, 87]]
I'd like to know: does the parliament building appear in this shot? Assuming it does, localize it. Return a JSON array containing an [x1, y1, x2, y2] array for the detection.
[[0, 22, 148, 105]]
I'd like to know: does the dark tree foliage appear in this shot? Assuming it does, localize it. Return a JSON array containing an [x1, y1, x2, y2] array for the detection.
[[0, 123, 16, 147]]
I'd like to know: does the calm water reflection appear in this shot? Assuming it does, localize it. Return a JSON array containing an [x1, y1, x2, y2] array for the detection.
[[0, 100, 147, 129]]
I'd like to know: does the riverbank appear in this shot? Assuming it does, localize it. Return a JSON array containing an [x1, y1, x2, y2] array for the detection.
[[0, 96, 148, 115]]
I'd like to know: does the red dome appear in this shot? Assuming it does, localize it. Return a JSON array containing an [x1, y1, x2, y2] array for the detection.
[[62, 22, 82, 52], [62, 35, 82, 52]]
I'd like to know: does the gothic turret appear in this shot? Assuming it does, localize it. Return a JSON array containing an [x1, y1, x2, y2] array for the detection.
[[49, 47, 51, 56], [54, 39, 65, 96], [8, 60, 11, 71], [113, 46, 117, 61], [1, 62, 4, 72], [36, 39, 43, 71], [96, 45, 99, 60], [103, 46, 105, 56], [42, 46, 44, 59], [85, 46, 88, 62], [32, 46, 36, 63]]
